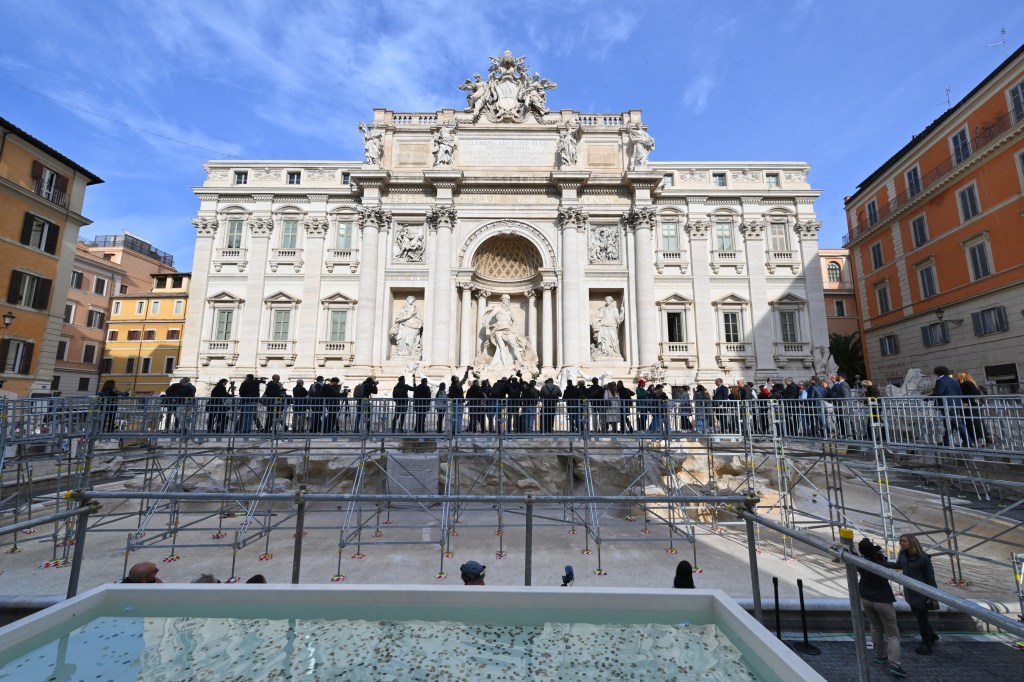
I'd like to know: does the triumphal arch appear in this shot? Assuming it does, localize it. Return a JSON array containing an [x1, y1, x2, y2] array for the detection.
[[178, 50, 828, 390]]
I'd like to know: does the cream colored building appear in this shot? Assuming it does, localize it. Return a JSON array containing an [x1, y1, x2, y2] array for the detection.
[[178, 52, 828, 391]]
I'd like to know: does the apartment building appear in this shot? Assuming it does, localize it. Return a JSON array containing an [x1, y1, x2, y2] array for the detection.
[[820, 248, 860, 338], [0, 116, 102, 396], [845, 44, 1024, 389]]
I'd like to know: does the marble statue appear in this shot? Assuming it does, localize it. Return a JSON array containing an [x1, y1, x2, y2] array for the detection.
[[394, 224, 424, 262], [588, 225, 620, 263], [433, 119, 458, 167], [886, 368, 935, 397], [475, 294, 539, 379], [358, 123, 384, 165], [521, 72, 556, 118], [458, 73, 491, 119], [390, 296, 423, 359], [557, 118, 581, 168], [591, 296, 625, 359], [627, 122, 655, 170], [458, 50, 558, 123]]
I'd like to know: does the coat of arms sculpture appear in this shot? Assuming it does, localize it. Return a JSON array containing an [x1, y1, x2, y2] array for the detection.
[[458, 50, 556, 123]]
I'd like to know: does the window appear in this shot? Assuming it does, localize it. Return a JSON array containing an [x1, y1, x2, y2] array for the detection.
[[951, 127, 971, 165], [712, 172, 727, 187], [337, 222, 353, 250], [879, 334, 900, 356], [161, 328, 178, 341], [174, 300, 183, 315], [827, 261, 842, 282], [1010, 78, 1024, 123], [342, 172, 351, 185], [714, 221, 734, 251], [125, 357, 136, 375], [866, 199, 879, 226], [140, 358, 151, 374], [93, 277, 107, 296], [50, 376, 60, 390], [100, 358, 112, 374], [911, 215, 929, 248], [144, 330, 156, 341], [151, 300, 160, 315], [906, 167, 922, 198], [82, 343, 96, 364], [172, 276, 184, 288], [78, 377, 90, 392], [271, 310, 291, 341], [63, 303, 75, 324], [972, 306, 1009, 336], [70, 270, 83, 289], [661, 222, 679, 251], [112, 301, 121, 315], [154, 277, 166, 289], [766, 173, 780, 189], [967, 239, 992, 280], [328, 310, 347, 342], [287, 171, 301, 185], [921, 322, 949, 347], [226, 219, 244, 249], [56, 339, 68, 360], [778, 311, 798, 343], [957, 184, 980, 221], [723, 311, 741, 343], [119, 284, 128, 295], [281, 219, 299, 249], [660, 174, 673, 187], [107, 330, 118, 341], [127, 330, 141, 341], [0, 339, 33, 374], [135, 301, 145, 315], [234, 171, 248, 185], [876, 283, 891, 314], [917, 263, 938, 299], [666, 312, 685, 342], [834, 300, 846, 317], [870, 242, 884, 269], [21, 214, 59, 255], [768, 221, 788, 251], [163, 356, 175, 373], [214, 310, 233, 340], [6, 271, 51, 310], [86, 310, 105, 328]]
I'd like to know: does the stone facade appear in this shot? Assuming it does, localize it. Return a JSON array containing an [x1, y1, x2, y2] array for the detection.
[[178, 53, 828, 391]]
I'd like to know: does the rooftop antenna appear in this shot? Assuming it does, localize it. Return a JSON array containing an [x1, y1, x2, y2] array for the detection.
[[938, 85, 951, 110], [986, 27, 1007, 57]]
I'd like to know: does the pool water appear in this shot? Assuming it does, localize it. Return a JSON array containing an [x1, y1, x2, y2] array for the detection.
[[0, 615, 760, 681]]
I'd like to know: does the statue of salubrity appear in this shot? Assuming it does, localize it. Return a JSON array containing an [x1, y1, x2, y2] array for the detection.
[[591, 296, 625, 360]]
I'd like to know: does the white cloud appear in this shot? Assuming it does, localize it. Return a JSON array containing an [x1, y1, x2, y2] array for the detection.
[[682, 73, 716, 114]]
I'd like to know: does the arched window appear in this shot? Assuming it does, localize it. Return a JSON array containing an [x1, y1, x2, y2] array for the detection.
[[827, 261, 842, 282]]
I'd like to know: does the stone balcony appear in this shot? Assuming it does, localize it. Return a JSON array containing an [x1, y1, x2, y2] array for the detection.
[[715, 341, 754, 368], [659, 341, 696, 368], [774, 341, 812, 368], [655, 249, 688, 274], [766, 250, 799, 274], [316, 340, 354, 366], [200, 339, 238, 366], [269, 247, 304, 273], [325, 248, 359, 274], [213, 248, 248, 273], [710, 250, 744, 274], [259, 340, 297, 367]]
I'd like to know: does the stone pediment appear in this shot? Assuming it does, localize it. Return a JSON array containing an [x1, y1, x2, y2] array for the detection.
[[770, 293, 806, 306], [207, 291, 243, 304], [321, 292, 356, 305], [711, 293, 749, 307], [264, 291, 300, 305], [658, 293, 693, 305]]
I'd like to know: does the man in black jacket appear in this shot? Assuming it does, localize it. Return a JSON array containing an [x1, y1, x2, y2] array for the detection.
[[466, 380, 486, 432], [539, 378, 562, 433], [413, 378, 432, 433], [391, 377, 412, 432], [237, 374, 262, 432], [290, 379, 309, 432], [563, 380, 581, 432], [262, 374, 287, 432], [448, 366, 471, 433]]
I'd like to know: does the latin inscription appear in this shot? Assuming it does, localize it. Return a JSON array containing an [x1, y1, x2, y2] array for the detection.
[[460, 138, 556, 167]]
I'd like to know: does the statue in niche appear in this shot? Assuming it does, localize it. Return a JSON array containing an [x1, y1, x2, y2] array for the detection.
[[591, 296, 625, 359], [358, 122, 384, 165], [390, 296, 423, 359], [557, 117, 581, 168], [394, 224, 424, 262], [432, 119, 458, 167], [588, 225, 620, 263], [475, 294, 539, 379], [627, 122, 655, 170]]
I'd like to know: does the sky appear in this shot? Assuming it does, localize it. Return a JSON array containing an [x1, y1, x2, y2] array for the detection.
[[3, 1, 1022, 270]]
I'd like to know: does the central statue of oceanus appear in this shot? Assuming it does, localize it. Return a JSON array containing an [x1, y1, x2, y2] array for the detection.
[[473, 294, 539, 381], [458, 50, 556, 123]]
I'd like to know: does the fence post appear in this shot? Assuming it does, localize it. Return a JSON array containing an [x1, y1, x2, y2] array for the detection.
[[524, 493, 534, 586], [844, 558, 871, 682], [291, 485, 307, 585], [66, 495, 93, 599], [744, 514, 762, 622]]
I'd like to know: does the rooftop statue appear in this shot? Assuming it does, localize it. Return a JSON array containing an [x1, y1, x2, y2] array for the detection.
[[358, 122, 384, 166], [627, 122, 655, 170], [458, 50, 557, 123]]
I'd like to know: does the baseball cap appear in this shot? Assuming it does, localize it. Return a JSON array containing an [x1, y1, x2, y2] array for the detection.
[[637, 379, 646, 385], [460, 561, 486, 579]]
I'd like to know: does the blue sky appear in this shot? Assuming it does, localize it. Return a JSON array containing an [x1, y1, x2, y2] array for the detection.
[[3, 1, 1022, 270]]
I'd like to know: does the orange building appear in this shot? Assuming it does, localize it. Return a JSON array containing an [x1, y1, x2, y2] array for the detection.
[[819, 248, 860, 338], [845, 44, 1024, 389], [0, 116, 102, 396]]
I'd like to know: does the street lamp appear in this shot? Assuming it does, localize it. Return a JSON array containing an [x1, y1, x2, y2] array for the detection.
[[2, 311, 14, 328]]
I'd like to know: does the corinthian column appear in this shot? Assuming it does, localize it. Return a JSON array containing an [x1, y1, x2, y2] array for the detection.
[[527, 289, 538, 340], [179, 216, 218, 382], [557, 207, 588, 367], [428, 206, 457, 370], [353, 207, 390, 367], [459, 282, 474, 366], [541, 282, 555, 372], [627, 208, 658, 366]]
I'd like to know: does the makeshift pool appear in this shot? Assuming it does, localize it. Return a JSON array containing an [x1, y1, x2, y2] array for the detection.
[[0, 586, 822, 681]]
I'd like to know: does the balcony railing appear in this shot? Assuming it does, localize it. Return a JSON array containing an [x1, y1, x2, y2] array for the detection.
[[200, 340, 239, 366], [710, 250, 743, 274], [325, 248, 359, 274], [213, 248, 248, 273], [33, 178, 70, 209], [316, 340, 354, 366], [773, 341, 811, 368], [269, 247, 304, 273], [259, 340, 297, 367], [715, 341, 754, 368], [845, 113, 1019, 246], [654, 249, 687, 274], [659, 341, 696, 368]]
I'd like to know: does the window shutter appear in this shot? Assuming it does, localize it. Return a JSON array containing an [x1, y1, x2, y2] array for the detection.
[[55, 174, 69, 193], [893, 336, 900, 353], [996, 306, 1009, 332], [7, 271, 23, 305], [0, 339, 9, 371], [21, 214, 35, 245], [44, 221, 59, 254], [34, 278, 52, 310], [971, 312, 983, 336], [19, 343, 34, 374], [31, 160, 43, 179], [920, 326, 932, 348]]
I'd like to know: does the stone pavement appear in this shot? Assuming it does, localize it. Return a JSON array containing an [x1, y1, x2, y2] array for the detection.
[[795, 637, 1024, 681]]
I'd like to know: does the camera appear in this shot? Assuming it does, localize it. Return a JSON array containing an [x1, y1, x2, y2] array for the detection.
[[257, 377, 268, 384], [561, 565, 574, 587]]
